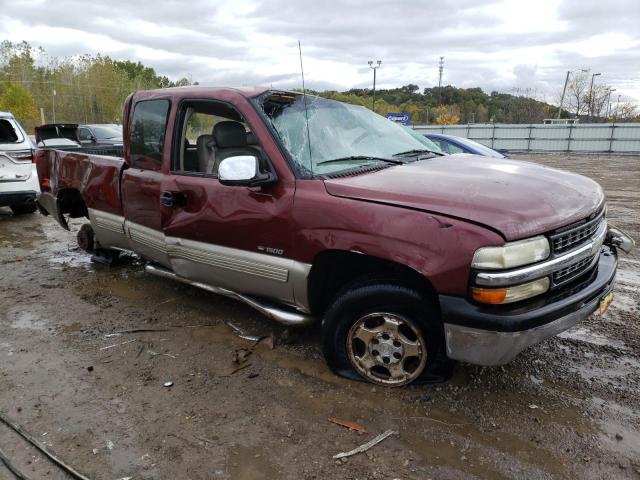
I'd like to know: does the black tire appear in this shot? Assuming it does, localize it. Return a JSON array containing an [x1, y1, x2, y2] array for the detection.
[[322, 282, 448, 386], [10, 203, 37, 215]]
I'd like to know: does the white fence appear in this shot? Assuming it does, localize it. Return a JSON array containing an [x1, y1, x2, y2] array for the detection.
[[413, 123, 640, 154]]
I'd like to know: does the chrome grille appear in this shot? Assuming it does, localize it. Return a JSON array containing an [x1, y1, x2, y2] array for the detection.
[[552, 255, 595, 286], [550, 209, 604, 254]]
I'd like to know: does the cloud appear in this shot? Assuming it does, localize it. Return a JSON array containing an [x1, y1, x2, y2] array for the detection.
[[1, 0, 638, 102]]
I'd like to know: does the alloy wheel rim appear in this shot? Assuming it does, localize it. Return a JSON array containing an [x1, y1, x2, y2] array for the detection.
[[346, 312, 427, 386]]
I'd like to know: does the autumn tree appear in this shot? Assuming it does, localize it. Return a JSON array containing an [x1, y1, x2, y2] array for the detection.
[[433, 105, 460, 125], [0, 82, 39, 126]]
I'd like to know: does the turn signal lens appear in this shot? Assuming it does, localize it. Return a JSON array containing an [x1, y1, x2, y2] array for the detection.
[[472, 277, 550, 304], [471, 288, 507, 304]]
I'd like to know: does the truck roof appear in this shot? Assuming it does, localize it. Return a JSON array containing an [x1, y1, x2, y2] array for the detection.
[[135, 85, 272, 99]]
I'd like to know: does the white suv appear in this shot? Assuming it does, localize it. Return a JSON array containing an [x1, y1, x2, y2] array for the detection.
[[0, 111, 40, 214]]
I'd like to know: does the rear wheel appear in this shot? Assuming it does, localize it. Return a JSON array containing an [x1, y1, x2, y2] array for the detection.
[[322, 282, 442, 386], [10, 203, 37, 215]]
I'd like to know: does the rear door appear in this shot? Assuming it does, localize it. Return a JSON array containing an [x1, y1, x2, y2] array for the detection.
[[120, 98, 172, 266]]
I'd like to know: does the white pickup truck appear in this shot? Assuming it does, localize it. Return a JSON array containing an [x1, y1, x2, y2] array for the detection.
[[0, 111, 39, 214]]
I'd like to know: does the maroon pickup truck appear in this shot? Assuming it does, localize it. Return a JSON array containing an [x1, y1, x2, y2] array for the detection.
[[35, 87, 634, 386]]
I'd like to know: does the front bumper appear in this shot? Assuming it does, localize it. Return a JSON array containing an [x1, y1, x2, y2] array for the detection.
[[440, 246, 617, 366]]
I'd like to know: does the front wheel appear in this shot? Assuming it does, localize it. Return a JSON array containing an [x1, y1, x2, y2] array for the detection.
[[322, 283, 442, 386]]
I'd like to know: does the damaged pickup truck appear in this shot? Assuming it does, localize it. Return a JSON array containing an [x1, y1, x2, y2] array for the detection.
[[36, 87, 634, 386]]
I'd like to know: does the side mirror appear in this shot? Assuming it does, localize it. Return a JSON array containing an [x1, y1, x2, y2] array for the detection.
[[218, 155, 276, 187]]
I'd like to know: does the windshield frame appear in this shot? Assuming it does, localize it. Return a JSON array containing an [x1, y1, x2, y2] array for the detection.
[[251, 91, 441, 179]]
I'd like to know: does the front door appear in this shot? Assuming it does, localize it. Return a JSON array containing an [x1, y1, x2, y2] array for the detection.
[[159, 98, 300, 306]]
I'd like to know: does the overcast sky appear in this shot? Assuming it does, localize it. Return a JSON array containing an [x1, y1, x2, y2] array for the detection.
[[2, 0, 639, 103]]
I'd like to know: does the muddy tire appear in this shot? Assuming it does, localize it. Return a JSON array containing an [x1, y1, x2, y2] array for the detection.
[[322, 282, 442, 387], [10, 203, 37, 215]]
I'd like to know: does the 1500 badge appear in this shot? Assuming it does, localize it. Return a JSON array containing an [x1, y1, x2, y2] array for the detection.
[[257, 246, 284, 256]]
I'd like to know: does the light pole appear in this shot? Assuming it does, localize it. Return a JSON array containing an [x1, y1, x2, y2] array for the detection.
[[557, 68, 588, 119], [368, 60, 381, 112], [587, 72, 601, 121]]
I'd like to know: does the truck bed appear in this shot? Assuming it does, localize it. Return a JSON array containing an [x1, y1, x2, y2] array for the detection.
[[35, 147, 126, 229]]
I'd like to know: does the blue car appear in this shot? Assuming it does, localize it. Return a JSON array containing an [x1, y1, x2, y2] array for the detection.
[[424, 133, 508, 158]]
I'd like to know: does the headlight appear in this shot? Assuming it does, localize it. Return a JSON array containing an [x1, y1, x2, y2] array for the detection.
[[471, 277, 550, 304], [471, 236, 550, 270]]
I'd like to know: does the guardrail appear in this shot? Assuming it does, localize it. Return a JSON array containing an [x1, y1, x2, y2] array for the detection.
[[413, 123, 640, 154]]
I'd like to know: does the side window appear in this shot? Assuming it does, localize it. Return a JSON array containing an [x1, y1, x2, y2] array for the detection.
[[446, 141, 465, 154], [78, 128, 92, 141], [174, 101, 254, 175], [433, 139, 450, 154], [129, 99, 170, 170]]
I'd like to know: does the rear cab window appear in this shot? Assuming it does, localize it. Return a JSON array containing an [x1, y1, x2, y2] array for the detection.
[[129, 99, 170, 170]]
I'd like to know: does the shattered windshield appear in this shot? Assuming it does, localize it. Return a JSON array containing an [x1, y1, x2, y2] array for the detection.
[[259, 93, 440, 176]]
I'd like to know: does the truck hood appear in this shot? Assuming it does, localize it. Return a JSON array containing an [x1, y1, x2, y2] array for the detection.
[[323, 155, 604, 241]]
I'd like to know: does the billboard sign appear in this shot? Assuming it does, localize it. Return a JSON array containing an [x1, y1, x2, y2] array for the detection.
[[385, 112, 411, 125]]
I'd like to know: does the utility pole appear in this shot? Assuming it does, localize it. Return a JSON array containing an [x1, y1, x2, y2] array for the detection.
[[557, 71, 571, 119], [368, 60, 382, 112], [606, 88, 616, 118], [558, 69, 588, 119], [437, 56, 444, 105], [52, 86, 57, 123], [587, 72, 601, 121]]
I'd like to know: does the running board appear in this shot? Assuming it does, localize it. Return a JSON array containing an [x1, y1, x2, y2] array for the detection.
[[145, 264, 315, 327]]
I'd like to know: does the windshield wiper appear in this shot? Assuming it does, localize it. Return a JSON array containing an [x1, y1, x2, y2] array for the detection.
[[317, 156, 404, 166], [392, 149, 438, 158]]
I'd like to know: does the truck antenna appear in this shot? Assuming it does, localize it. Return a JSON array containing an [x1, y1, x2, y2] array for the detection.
[[298, 40, 313, 173]]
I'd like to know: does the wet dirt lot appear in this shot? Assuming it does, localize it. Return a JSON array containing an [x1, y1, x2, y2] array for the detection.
[[0, 153, 638, 480]]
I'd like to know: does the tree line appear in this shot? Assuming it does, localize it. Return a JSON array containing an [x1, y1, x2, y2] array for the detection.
[[0, 40, 637, 133]]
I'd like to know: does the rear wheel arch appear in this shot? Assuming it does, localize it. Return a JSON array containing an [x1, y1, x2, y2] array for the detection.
[[56, 188, 89, 219]]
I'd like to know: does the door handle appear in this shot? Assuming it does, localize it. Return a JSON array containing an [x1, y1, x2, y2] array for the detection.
[[160, 191, 186, 208]]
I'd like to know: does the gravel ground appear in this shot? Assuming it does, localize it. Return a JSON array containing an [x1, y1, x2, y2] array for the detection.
[[0, 153, 638, 479]]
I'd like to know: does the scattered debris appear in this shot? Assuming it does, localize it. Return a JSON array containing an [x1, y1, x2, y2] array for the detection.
[[233, 348, 252, 365], [163, 381, 174, 388], [104, 328, 170, 338], [328, 417, 368, 434], [391, 416, 469, 427], [615, 433, 623, 440], [222, 363, 252, 377], [106, 439, 114, 450], [0, 411, 92, 480], [333, 430, 398, 459], [247, 373, 260, 379], [87, 366, 94, 372], [148, 350, 177, 359], [256, 334, 276, 350], [528, 404, 540, 410], [100, 339, 137, 351], [92, 449, 98, 455], [225, 321, 261, 342], [0, 445, 31, 480]]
